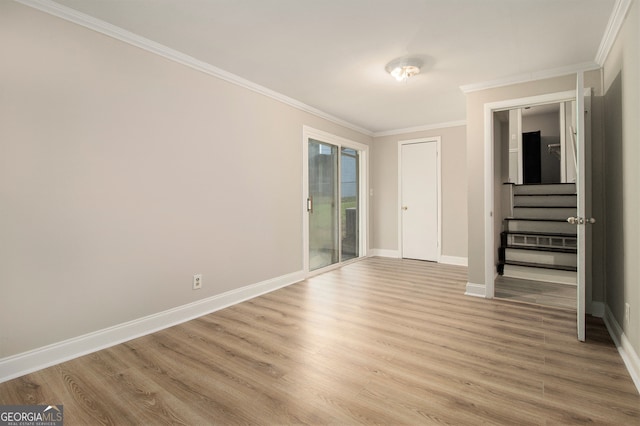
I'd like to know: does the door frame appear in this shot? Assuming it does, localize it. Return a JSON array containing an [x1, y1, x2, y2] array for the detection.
[[397, 137, 442, 261], [302, 126, 369, 276], [482, 87, 593, 318]]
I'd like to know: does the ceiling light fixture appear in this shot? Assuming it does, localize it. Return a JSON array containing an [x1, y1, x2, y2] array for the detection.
[[385, 57, 423, 82]]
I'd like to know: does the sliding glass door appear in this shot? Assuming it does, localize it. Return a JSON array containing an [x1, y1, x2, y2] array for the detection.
[[308, 139, 339, 270], [304, 128, 366, 273], [340, 147, 359, 261]]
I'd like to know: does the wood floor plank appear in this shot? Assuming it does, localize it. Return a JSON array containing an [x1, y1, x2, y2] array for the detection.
[[1, 257, 638, 425]]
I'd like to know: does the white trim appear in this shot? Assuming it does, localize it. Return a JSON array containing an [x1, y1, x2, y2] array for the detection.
[[595, 0, 634, 65], [603, 305, 640, 394], [369, 249, 401, 258], [374, 120, 466, 138], [397, 137, 442, 262], [576, 72, 586, 342], [439, 256, 468, 267], [483, 102, 496, 299], [460, 62, 600, 94], [516, 109, 523, 185], [0, 270, 304, 384], [15, 0, 373, 137], [465, 282, 486, 298]]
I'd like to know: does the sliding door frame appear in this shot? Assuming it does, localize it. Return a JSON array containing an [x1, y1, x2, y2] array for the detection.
[[302, 126, 369, 276]]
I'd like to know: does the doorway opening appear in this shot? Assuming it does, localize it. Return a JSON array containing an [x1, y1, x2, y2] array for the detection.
[[494, 101, 581, 310], [482, 78, 592, 341]]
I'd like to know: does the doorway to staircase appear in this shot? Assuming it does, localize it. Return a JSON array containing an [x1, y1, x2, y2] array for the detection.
[[489, 90, 591, 317], [496, 181, 577, 310], [485, 79, 593, 341]]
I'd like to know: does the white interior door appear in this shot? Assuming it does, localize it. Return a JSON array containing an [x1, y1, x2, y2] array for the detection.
[[400, 141, 438, 261], [575, 72, 586, 342]]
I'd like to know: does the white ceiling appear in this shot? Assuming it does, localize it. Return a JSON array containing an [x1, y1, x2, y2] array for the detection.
[[49, 0, 617, 134]]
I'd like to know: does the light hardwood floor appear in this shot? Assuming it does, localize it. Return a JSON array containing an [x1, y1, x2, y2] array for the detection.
[[1, 258, 638, 424], [495, 276, 576, 310]]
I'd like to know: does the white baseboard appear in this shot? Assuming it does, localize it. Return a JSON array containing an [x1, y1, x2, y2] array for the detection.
[[589, 301, 605, 318], [0, 270, 305, 384], [369, 249, 401, 258], [439, 255, 468, 267], [465, 282, 486, 298], [370, 251, 468, 267], [603, 305, 640, 394]]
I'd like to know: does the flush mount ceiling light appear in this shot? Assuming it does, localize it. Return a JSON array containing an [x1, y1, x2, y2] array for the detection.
[[385, 56, 423, 82]]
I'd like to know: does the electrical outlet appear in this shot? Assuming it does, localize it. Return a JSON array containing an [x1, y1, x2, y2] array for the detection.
[[625, 303, 630, 325], [193, 274, 202, 290]]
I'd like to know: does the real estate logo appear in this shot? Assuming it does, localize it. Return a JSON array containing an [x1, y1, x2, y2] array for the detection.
[[0, 405, 63, 426]]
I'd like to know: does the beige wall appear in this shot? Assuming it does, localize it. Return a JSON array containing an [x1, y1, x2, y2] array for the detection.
[[465, 70, 604, 296], [602, 0, 639, 354], [0, 2, 371, 357], [372, 126, 468, 259]]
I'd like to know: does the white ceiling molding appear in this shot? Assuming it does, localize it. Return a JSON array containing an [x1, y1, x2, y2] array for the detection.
[[595, 0, 634, 65], [459, 61, 601, 94], [15, 0, 374, 137], [373, 120, 467, 138]]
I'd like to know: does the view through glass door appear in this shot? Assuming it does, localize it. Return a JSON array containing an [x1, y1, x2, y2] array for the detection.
[[305, 129, 365, 273], [308, 139, 338, 270]]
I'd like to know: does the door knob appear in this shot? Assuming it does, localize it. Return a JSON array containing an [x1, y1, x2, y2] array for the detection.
[[402, 206, 408, 211], [567, 217, 596, 225]]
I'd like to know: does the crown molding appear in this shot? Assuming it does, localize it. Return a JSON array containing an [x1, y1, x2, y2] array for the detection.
[[595, 0, 634, 65], [373, 120, 467, 138], [459, 61, 601, 94], [14, 0, 374, 137]]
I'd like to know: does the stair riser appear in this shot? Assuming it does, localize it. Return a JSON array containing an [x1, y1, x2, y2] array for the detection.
[[513, 207, 576, 220], [502, 265, 577, 285], [513, 184, 576, 195], [507, 234, 577, 249], [513, 195, 576, 207], [505, 220, 576, 234], [505, 249, 577, 267]]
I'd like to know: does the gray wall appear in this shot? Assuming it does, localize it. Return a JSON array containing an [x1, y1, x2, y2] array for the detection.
[[371, 126, 468, 260], [602, 0, 639, 356], [0, 2, 371, 358]]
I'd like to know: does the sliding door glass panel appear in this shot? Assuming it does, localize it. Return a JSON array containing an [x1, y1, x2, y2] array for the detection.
[[308, 139, 339, 271], [341, 148, 359, 261]]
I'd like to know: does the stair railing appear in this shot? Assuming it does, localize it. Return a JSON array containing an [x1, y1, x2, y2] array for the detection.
[[569, 125, 578, 173]]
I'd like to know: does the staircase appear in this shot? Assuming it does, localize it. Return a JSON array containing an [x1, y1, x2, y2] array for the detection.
[[498, 183, 577, 285]]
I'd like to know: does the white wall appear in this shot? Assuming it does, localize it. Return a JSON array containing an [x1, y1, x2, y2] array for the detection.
[[0, 2, 371, 360], [371, 126, 468, 262]]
